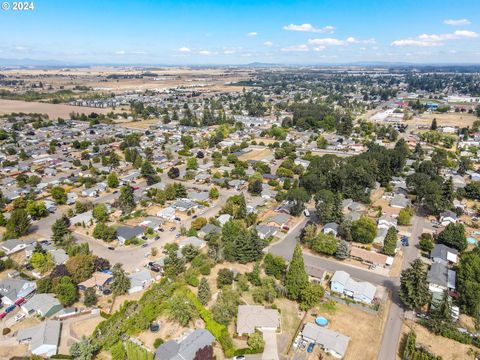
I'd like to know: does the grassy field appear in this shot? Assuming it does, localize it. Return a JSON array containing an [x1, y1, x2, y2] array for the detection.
[[238, 148, 273, 161], [398, 321, 476, 360], [412, 112, 478, 128], [0, 99, 112, 119]]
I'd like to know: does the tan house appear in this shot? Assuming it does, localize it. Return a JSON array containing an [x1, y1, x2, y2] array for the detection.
[[236, 305, 280, 335]]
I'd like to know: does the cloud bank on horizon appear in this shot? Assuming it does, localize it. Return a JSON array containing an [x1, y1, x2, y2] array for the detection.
[[0, 0, 479, 64]]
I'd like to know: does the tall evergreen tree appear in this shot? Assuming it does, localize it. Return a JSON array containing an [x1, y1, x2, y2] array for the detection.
[[285, 243, 309, 300], [399, 259, 430, 310], [383, 226, 398, 256], [118, 185, 135, 214], [51, 216, 71, 246], [197, 277, 211, 305]]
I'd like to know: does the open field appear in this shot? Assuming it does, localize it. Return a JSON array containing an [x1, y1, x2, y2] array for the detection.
[[411, 112, 478, 128], [398, 321, 475, 360], [306, 300, 388, 360], [0, 66, 251, 94], [117, 118, 160, 129], [238, 148, 273, 161], [0, 99, 112, 118]]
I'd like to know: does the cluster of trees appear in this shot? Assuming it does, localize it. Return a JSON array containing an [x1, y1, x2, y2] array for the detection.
[[301, 224, 350, 259], [301, 140, 409, 203], [456, 248, 480, 319]]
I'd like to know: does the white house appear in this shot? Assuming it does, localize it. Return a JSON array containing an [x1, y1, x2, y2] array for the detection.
[[302, 322, 350, 359], [128, 270, 153, 294], [17, 320, 61, 357], [157, 206, 176, 221]]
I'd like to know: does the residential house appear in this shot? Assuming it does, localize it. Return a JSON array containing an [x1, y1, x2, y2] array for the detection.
[[187, 191, 209, 202], [179, 236, 206, 249], [49, 249, 69, 265], [217, 214, 231, 227], [17, 320, 61, 357], [439, 210, 458, 226], [173, 199, 198, 212], [81, 188, 98, 198], [70, 210, 93, 226], [301, 322, 350, 359], [21, 294, 63, 318], [128, 270, 153, 294], [1, 239, 36, 255], [431, 244, 459, 266], [157, 207, 176, 221], [330, 271, 377, 304], [198, 223, 221, 238], [350, 247, 392, 267], [305, 265, 326, 283], [267, 213, 291, 229], [78, 272, 113, 291], [117, 226, 144, 245], [236, 305, 280, 335], [0, 279, 36, 305], [139, 216, 164, 231], [256, 224, 278, 240], [427, 262, 456, 294], [154, 329, 215, 360], [390, 194, 409, 209], [323, 223, 339, 237]]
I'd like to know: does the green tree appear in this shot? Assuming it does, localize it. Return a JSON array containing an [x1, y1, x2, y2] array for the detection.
[[399, 259, 430, 310], [92, 203, 109, 222], [300, 283, 325, 310], [26, 201, 48, 220], [209, 187, 219, 200], [351, 216, 376, 244], [398, 208, 413, 226], [83, 287, 98, 307], [51, 186, 67, 204], [30, 252, 54, 274], [51, 216, 72, 246], [111, 263, 131, 296], [186, 157, 199, 170], [315, 190, 343, 225], [335, 240, 350, 259], [141, 160, 158, 185], [263, 253, 287, 280], [4, 208, 30, 239], [107, 172, 119, 188], [118, 185, 136, 214], [217, 269, 234, 288], [55, 276, 78, 306], [197, 277, 211, 305], [66, 255, 94, 283], [167, 293, 196, 326], [247, 331, 265, 352], [311, 233, 338, 255], [383, 227, 398, 256], [456, 247, 480, 316], [436, 223, 467, 252], [69, 336, 98, 360], [285, 244, 309, 300], [419, 233, 434, 252], [93, 222, 117, 242]]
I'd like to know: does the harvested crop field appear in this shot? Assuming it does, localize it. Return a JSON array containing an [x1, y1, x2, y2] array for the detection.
[[0, 99, 112, 118]]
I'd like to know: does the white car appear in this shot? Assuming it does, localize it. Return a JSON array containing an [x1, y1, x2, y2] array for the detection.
[[14, 313, 25, 322]]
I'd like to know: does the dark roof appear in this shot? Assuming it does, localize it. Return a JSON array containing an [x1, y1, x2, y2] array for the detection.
[[117, 226, 144, 239], [154, 329, 214, 360]]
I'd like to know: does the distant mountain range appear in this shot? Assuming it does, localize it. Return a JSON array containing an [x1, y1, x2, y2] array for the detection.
[[0, 58, 479, 69]]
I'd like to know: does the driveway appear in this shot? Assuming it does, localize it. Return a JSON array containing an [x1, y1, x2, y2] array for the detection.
[[261, 329, 280, 360]]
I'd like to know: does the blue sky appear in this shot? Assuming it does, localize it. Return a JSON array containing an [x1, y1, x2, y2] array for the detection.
[[1, 0, 480, 64]]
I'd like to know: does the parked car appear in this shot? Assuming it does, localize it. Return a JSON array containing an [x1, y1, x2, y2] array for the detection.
[[307, 343, 315, 353], [108, 246, 115, 250], [159, 228, 165, 232], [0, 312, 7, 319], [192, 215, 197, 219], [5, 305, 16, 313], [233, 356, 245, 360], [169, 226, 176, 231], [14, 313, 25, 322], [299, 340, 307, 351], [141, 243, 148, 248]]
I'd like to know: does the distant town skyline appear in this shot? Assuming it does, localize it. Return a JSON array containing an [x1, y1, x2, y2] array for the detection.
[[1, 0, 479, 65]]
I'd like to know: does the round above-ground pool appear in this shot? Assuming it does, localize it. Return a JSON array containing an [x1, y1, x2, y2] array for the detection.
[[315, 316, 329, 326], [467, 237, 477, 245]]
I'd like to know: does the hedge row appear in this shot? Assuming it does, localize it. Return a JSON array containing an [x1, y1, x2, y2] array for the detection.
[[186, 290, 235, 358]]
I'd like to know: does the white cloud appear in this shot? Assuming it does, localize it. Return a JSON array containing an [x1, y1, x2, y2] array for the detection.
[[224, 49, 235, 55], [308, 38, 344, 46], [392, 30, 478, 46], [280, 44, 309, 52], [444, 19, 471, 26], [263, 41, 273, 46], [247, 32, 257, 36], [199, 50, 217, 56], [114, 50, 126, 55], [391, 39, 441, 47], [177, 47, 191, 53], [283, 23, 335, 34], [346, 37, 376, 44], [313, 46, 325, 52]]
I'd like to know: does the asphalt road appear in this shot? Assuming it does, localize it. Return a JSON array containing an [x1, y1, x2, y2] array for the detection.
[[267, 213, 425, 360]]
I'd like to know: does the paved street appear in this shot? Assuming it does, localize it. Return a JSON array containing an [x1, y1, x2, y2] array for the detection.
[[267, 213, 425, 360]]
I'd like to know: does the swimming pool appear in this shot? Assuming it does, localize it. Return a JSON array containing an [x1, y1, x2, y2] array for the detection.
[[467, 237, 477, 245]]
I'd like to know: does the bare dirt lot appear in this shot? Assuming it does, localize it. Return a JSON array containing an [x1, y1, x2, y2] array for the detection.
[[306, 300, 388, 360], [411, 112, 477, 128], [238, 148, 274, 161], [0, 99, 112, 118], [398, 321, 475, 360]]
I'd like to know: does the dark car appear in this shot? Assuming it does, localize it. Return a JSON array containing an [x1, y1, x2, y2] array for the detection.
[[108, 246, 115, 250]]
